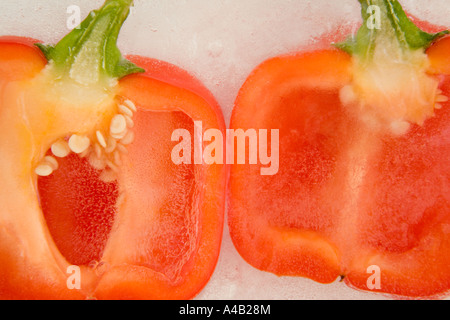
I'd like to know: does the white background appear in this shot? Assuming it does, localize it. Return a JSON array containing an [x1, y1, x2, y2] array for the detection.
[[1, 0, 449, 300]]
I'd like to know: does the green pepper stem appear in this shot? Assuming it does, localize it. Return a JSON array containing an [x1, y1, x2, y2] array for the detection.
[[336, 0, 448, 61], [36, 0, 144, 86]]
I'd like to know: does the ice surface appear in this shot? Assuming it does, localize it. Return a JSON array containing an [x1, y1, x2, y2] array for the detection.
[[1, 0, 449, 300]]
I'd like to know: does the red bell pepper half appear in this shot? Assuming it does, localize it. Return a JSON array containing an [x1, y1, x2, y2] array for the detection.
[[229, 0, 450, 299], [0, 0, 226, 300]]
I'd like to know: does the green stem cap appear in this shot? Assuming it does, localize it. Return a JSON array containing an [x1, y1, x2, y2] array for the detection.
[[36, 0, 144, 84], [335, 0, 449, 60]]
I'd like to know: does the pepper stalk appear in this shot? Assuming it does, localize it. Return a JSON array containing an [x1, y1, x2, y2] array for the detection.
[[336, 0, 449, 134], [36, 0, 144, 87]]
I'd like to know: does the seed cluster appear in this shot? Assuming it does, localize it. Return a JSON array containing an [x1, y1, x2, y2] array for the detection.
[[435, 89, 448, 109], [34, 99, 137, 183], [339, 85, 449, 135]]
